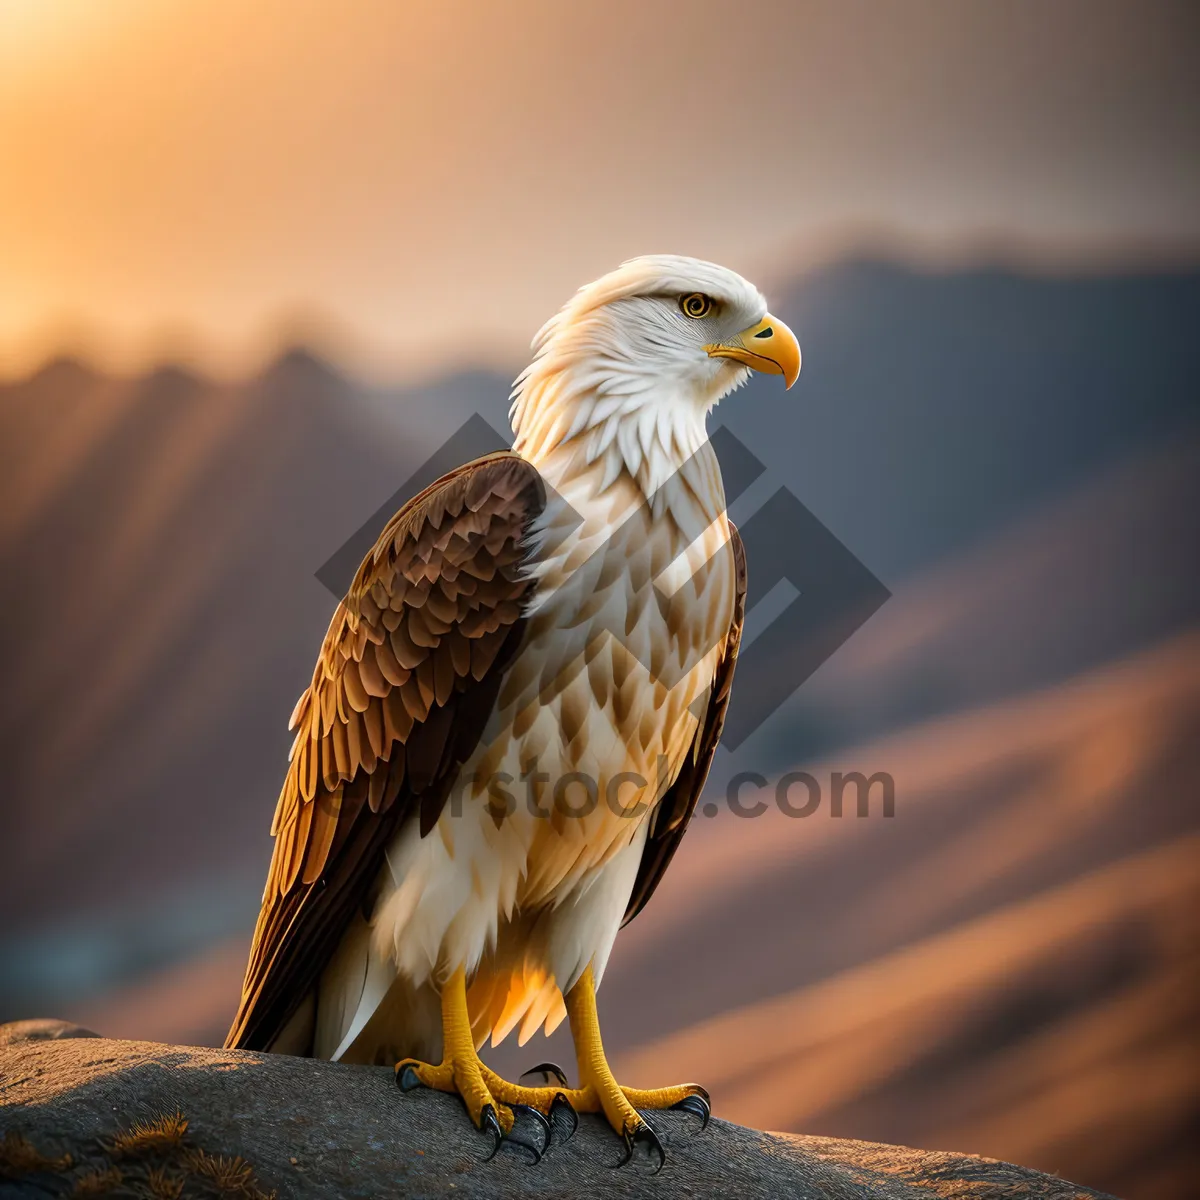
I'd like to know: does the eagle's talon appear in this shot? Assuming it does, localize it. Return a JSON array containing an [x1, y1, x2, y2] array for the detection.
[[615, 1119, 665, 1173], [520, 1060, 569, 1086], [395, 1063, 425, 1093], [480, 1104, 505, 1161], [511, 1103, 552, 1156], [548, 1091, 579, 1141], [502, 1128, 545, 1164], [670, 1092, 711, 1130]]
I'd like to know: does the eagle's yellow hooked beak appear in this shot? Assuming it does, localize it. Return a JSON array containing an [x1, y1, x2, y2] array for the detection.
[[706, 314, 801, 388]]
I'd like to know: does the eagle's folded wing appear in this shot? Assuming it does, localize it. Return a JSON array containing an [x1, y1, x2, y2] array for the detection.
[[226, 452, 544, 1051]]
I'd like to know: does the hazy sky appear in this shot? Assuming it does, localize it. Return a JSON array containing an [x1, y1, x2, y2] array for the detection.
[[2, 0, 1197, 379]]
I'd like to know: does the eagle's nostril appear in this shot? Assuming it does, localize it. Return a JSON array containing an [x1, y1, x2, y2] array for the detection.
[[753, 327, 773, 339]]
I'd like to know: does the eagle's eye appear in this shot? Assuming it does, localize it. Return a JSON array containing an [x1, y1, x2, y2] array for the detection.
[[679, 292, 715, 320]]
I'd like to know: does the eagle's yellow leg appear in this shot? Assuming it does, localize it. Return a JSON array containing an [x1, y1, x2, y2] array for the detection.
[[394, 966, 515, 1135], [565, 964, 708, 1135]]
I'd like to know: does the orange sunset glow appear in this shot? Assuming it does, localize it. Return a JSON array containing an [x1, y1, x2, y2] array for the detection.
[[2, 0, 1198, 380]]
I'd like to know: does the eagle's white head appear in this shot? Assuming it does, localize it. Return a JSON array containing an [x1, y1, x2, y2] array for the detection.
[[510, 255, 799, 498]]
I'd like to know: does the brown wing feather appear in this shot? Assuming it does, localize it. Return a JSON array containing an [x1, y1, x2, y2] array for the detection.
[[621, 524, 746, 926], [225, 452, 544, 1051]]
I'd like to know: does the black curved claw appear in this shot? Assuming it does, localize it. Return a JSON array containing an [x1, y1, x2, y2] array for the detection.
[[480, 1105, 505, 1161], [395, 1064, 425, 1093], [548, 1091, 578, 1142], [503, 1129, 544, 1165], [670, 1092, 711, 1131], [615, 1117, 665, 1174], [511, 1104, 551, 1159], [520, 1060, 569, 1086]]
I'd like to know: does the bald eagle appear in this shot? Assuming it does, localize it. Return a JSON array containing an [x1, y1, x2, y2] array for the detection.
[[227, 256, 800, 1163]]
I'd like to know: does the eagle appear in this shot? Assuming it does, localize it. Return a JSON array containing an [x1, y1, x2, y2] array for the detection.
[[226, 255, 800, 1164]]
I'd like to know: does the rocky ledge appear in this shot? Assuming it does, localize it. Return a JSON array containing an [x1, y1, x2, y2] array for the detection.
[[0, 1023, 1116, 1199]]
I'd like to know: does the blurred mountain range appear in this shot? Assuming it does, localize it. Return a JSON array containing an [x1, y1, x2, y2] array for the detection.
[[1, 255, 1197, 1198]]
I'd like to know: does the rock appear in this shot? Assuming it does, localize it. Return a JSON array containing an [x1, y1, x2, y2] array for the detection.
[[0, 1019, 100, 1049], [0, 1033, 1116, 1200]]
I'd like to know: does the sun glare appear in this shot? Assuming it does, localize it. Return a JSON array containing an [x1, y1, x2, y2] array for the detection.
[[0, 0, 147, 75]]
